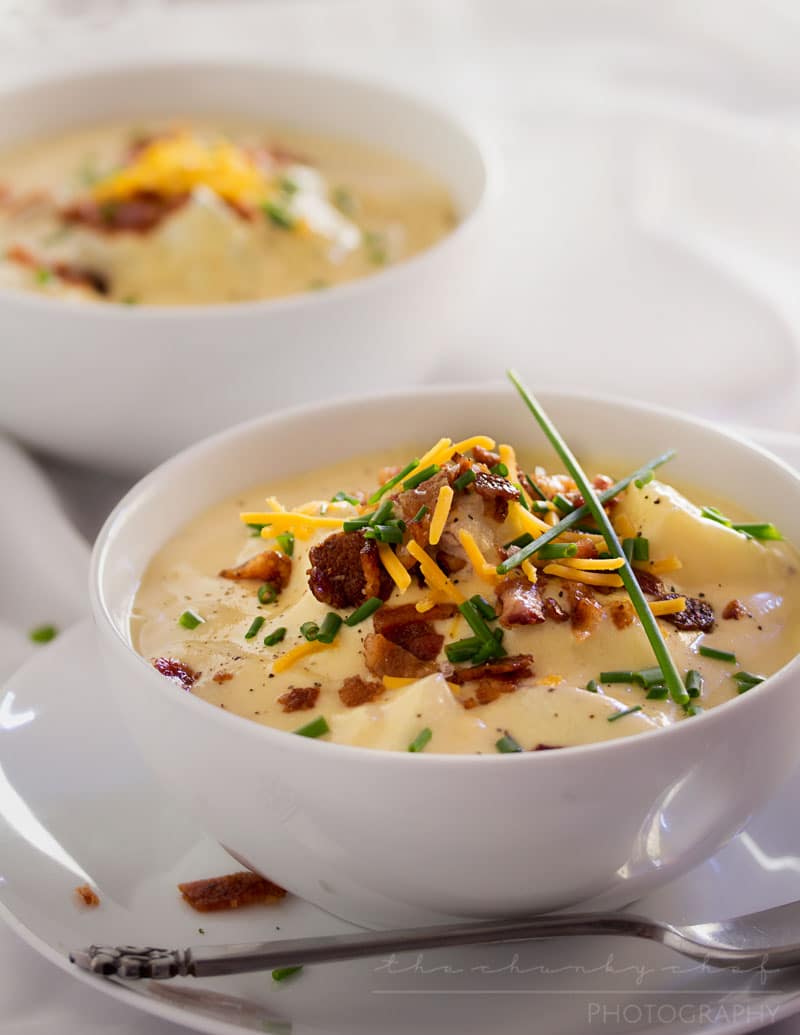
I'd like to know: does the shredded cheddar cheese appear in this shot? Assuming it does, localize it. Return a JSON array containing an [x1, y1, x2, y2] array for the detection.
[[522, 559, 538, 584], [649, 597, 687, 616], [456, 528, 498, 585], [405, 438, 451, 483], [272, 639, 333, 675], [407, 540, 464, 604], [543, 563, 624, 588], [510, 501, 551, 537], [560, 557, 626, 571], [240, 511, 345, 541], [383, 676, 416, 690], [635, 556, 684, 576], [429, 485, 454, 546], [498, 443, 517, 476], [377, 542, 412, 593], [451, 435, 496, 454]]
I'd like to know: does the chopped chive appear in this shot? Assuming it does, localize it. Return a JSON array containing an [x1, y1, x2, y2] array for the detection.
[[470, 594, 497, 621], [623, 538, 635, 563], [368, 459, 419, 504], [698, 645, 737, 663], [600, 670, 640, 685], [294, 715, 329, 738], [523, 473, 547, 501], [496, 732, 523, 753], [29, 624, 57, 644], [633, 536, 650, 562], [635, 470, 654, 488], [685, 703, 704, 717], [300, 621, 319, 641], [410, 504, 429, 523], [263, 198, 296, 229], [363, 524, 403, 543], [345, 597, 383, 626], [685, 669, 703, 698], [275, 531, 295, 557], [514, 486, 530, 510], [272, 965, 303, 982], [458, 600, 506, 657], [178, 610, 204, 630], [332, 185, 356, 215], [638, 666, 664, 688], [245, 616, 265, 640], [701, 505, 732, 527], [403, 464, 440, 490], [35, 267, 52, 284], [332, 490, 360, 505], [505, 532, 534, 550], [646, 684, 669, 699], [445, 636, 483, 663], [408, 727, 432, 753], [733, 671, 765, 694], [263, 627, 287, 647], [552, 493, 574, 514], [369, 498, 394, 526], [732, 522, 783, 541], [343, 516, 372, 532], [537, 542, 577, 560], [507, 369, 687, 707], [453, 469, 476, 491], [491, 462, 509, 477], [258, 582, 279, 605], [532, 500, 551, 514], [585, 679, 599, 693], [247, 521, 268, 537], [278, 175, 299, 197], [364, 229, 388, 266], [496, 450, 676, 575], [608, 705, 643, 723], [316, 612, 343, 644]]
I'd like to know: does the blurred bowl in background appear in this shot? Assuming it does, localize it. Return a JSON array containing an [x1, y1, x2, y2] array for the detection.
[[0, 62, 489, 472]]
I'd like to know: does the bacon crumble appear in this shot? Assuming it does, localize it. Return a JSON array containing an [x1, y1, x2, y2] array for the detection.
[[308, 530, 393, 609], [178, 871, 287, 912], [278, 686, 319, 713], [153, 656, 199, 690], [339, 675, 383, 707], [219, 550, 292, 589]]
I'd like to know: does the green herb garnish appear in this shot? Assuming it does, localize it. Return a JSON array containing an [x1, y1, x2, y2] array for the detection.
[[364, 230, 388, 265], [263, 199, 296, 229], [491, 462, 509, 477], [178, 610, 204, 630], [258, 582, 279, 605], [537, 542, 577, 560], [698, 645, 737, 663], [733, 671, 765, 694], [35, 267, 52, 284], [608, 705, 643, 723], [685, 669, 703, 698], [275, 531, 295, 557], [410, 504, 429, 523], [332, 490, 361, 505], [585, 679, 599, 693], [496, 732, 523, 753], [552, 493, 574, 514], [272, 965, 304, 982], [445, 636, 483, 664], [29, 624, 57, 644], [344, 597, 383, 626], [300, 621, 319, 641], [408, 727, 433, 753], [245, 616, 265, 640], [294, 716, 329, 738], [316, 612, 343, 644], [701, 506, 782, 541], [403, 464, 440, 490], [453, 470, 476, 491], [263, 627, 287, 647], [507, 370, 687, 707], [368, 459, 419, 505]]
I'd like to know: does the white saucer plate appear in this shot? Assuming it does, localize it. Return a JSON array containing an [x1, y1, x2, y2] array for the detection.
[[3, 428, 800, 1035]]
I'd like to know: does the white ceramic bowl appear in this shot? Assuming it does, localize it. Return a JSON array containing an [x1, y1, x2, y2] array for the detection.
[[91, 386, 800, 928], [0, 62, 488, 472]]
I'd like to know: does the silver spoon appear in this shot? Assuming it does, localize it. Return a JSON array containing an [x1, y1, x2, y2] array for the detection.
[[71, 899, 800, 979]]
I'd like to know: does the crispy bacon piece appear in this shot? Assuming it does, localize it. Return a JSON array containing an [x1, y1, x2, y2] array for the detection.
[[7, 242, 109, 295], [449, 654, 534, 685], [75, 885, 100, 907], [339, 675, 383, 707], [659, 594, 715, 633], [62, 192, 189, 234], [723, 599, 749, 620], [373, 602, 457, 632], [472, 471, 520, 522], [278, 686, 319, 713], [436, 549, 467, 574], [461, 678, 518, 709], [574, 537, 599, 560], [178, 871, 286, 912], [373, 602, 456, 662], [153, 656, 199, 690], [472, 445, 501, 468], [308, 530, 393, 609], [633, 568, 665, 597], [608, 599, 635, 629], [394, 469, 453, 557], [543, 597, 569, 623], [363, 633, 438, 679], [496, 577, 546, 628], [219, 550, 292, 588], [566, 583, 604, 639], [213, 672, 233, 684]]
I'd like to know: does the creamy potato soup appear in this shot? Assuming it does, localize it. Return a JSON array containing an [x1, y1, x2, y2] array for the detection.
[[0, 119, 456, 305], [132, 437, 800, 754]]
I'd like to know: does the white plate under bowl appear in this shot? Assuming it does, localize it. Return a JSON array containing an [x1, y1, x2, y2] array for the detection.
[[3, 427, 800, 1035]]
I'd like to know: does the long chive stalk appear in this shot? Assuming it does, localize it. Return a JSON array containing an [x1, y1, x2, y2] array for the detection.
[[497, 450, 676, 574], [507, 370, 688, 707]]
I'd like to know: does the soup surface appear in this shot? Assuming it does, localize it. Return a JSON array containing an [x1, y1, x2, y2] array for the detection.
[[0, 119, 456, 305], [132, 437, 800, 754]]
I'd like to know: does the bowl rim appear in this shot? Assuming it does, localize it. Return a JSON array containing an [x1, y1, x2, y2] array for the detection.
[[0, 58, 492, 320], [90, 382, 800, 766]]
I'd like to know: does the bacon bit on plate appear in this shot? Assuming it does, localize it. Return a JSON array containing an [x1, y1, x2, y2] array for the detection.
[[658, 594, 715, 633], [449, 654, 534, 685], [219, 550, 292, 589], [566, 582, 604, 640], [153, 656, 199, 690], [278, 686, 320, 713], [212, 671, 234, 684], [75, 885, 100, 907], [632, 568, 665, 597], [460, 677, 520, 708], [472, 470, 520, 522], [363, 632, 439, 679], [543, 597, 569, 623], [608, 599, 635, 629], [339, 675, 383, 707], [471, 445, 501, 468], [308, 530, 393, 609], [62, 192, 189, 234], [723, 599, 749, 620], [178, 871, 287, 912]]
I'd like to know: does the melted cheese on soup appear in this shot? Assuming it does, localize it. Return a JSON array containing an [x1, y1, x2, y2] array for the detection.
[[132, 444, 800, 754]]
